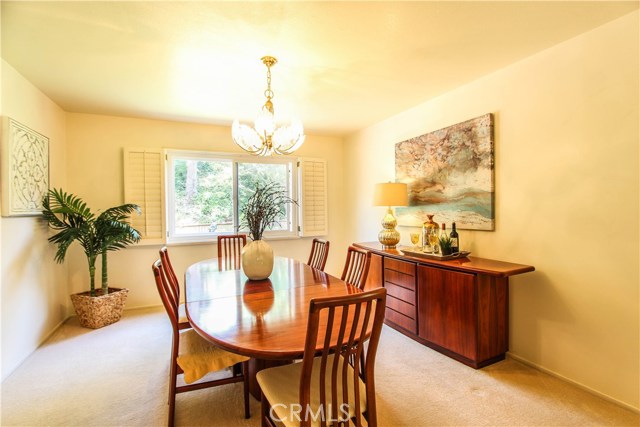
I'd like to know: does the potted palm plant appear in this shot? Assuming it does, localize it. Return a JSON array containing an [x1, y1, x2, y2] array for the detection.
[[42, 188, 141, 328], [239, 181, 296, 280]]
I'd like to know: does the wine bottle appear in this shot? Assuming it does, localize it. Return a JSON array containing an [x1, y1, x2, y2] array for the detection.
[[450, 222, 459, 253]]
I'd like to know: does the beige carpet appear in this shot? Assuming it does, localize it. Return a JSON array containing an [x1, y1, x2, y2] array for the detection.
[[1, 306, 638, 426]]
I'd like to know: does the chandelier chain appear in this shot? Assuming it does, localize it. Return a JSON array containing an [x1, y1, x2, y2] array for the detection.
[[264, 64, 274, 101]]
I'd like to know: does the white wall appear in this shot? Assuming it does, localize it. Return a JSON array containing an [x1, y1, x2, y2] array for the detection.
[[0, 60, 68, 380], [344, 12, 639, 410], [64, 113, 347, 310]]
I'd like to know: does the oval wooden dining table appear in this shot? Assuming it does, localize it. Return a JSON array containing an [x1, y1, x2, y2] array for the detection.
[[184, 256, 364, 398]]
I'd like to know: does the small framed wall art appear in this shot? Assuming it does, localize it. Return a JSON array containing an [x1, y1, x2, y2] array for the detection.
[[1, 117, 50, 217]]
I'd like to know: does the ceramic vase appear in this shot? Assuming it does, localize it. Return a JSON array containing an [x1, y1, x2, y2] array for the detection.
[[241, 239, 274, 280]]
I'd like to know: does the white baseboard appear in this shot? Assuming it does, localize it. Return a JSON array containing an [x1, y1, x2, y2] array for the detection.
[[507, 352, 639, 414]]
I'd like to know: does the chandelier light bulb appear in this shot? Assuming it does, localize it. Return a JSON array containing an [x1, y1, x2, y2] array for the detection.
[[254, 108, 276, 137]]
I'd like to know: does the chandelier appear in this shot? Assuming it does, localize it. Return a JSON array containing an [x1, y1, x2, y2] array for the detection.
[[232, 56, 305, 156]]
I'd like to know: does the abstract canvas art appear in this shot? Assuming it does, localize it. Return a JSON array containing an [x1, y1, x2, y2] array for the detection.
[[1, 117, 49, 216], [395, 113, 494, 230]]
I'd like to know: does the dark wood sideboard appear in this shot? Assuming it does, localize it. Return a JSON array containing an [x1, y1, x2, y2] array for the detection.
[[354, 242, 535, 368]]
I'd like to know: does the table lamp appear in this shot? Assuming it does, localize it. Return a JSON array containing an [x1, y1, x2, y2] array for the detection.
[[373, 182, 408, 249]]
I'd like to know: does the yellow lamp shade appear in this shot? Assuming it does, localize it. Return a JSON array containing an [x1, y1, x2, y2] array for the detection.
[[373, 182, 408, 249], [373, 182, 408, 207]]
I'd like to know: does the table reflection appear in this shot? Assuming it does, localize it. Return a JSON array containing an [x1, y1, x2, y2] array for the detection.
[[242, 279, 274, 322]]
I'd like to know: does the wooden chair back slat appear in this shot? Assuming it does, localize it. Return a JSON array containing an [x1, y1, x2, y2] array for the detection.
[[330, 305, 349, 424], [152, 259, 180, 332], [298, 288, 387, 427], [308, 238, 330, 271], [217, 234, 247, 270], [318, 306, 334, 427], [341, 246, 372, 290], [159, 247, 180, 304]]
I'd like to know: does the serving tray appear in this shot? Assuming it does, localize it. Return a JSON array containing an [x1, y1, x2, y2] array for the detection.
[[399, 247, 471, 261]]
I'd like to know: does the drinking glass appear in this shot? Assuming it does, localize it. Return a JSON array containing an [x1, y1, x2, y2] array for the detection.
[[429, 232, 440, 254], [410, 232, 420, 249]]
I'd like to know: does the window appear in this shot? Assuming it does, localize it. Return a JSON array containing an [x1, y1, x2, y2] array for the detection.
[[123, 148, 327, 245], [165, 150, 298, 243]]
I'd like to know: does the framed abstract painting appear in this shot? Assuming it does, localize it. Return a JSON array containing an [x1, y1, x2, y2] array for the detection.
[[395, 113, 494, 230], [1, 117, 49, 217]]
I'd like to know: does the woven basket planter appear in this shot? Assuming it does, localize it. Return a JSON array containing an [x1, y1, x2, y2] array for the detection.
[[70, 287, 129, 329]]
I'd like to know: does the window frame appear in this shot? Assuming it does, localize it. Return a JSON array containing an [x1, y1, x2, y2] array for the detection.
[[165, 149, 299, 244]]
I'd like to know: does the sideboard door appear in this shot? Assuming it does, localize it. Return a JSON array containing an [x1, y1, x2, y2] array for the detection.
[[418, 265, 477, 360]]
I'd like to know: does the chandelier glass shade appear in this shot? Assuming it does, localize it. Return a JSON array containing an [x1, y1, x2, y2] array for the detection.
[[232, 56, 305, 156]]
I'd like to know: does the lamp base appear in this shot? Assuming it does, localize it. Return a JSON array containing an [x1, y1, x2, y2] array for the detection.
[[378, 207, 400, 249], [378, 229, 400, 249]]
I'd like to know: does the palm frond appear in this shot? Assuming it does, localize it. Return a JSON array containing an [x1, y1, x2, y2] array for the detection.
[[45, 188, 94, 220], [96, 215, 141, 246], [53, 237, 74, 264], [97, 204, 141, 222]]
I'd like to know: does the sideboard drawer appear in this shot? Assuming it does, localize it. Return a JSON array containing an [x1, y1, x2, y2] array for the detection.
[[386, 294, 416, 319], [384, 269, 416, 291], [384, 282, 416, 304], [385, 307, 417, 334], [384, 257, 416, 276]]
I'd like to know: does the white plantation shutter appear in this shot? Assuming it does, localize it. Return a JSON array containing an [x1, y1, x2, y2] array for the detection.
[[123, 148, 165, 244], [298, 158, 328, 237]]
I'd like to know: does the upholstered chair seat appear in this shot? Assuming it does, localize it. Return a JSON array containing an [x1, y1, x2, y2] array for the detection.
[[257, 354, 367, 427], [177, 329, 249, 384]]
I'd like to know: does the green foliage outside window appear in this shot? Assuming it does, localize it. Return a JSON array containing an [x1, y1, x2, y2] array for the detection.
[[172, 158, 289, 234], [238, 163, 288, 231], [174, 159, 233, 231]]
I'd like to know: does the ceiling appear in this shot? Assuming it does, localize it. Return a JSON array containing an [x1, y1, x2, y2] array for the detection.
[[2, 1, 637, 136]]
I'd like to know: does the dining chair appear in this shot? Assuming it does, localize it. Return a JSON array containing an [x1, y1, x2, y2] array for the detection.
[[341, 245, 372, 290], [159, 247, 191, 330], [152, 258, 251, 426], [257, 287, 387, 427], [217, 234, 247, 270], [307, 238, 330, 271]]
